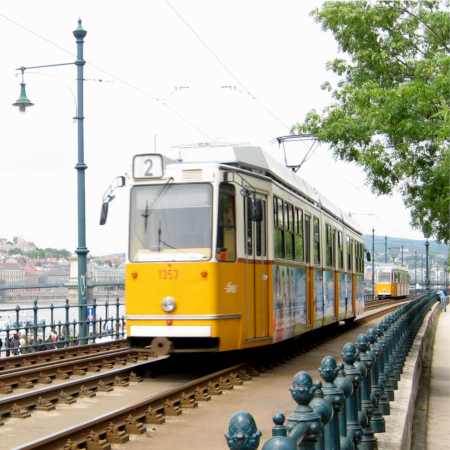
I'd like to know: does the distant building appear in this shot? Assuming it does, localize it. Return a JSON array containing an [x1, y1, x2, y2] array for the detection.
[[0, 235, 36, 253], [89, 265, 125, 285], [46, 270, 70, 285], [0, 263, 26, 284]]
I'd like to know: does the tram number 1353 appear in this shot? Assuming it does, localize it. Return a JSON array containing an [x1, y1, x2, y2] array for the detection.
[[159, 270, 179, 280]]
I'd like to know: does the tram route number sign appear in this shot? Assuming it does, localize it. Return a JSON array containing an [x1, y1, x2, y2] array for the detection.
[[87, 307, 94, 325], [133, 154, 163, 179]]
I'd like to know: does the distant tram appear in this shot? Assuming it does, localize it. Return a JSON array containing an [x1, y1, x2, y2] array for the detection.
[[374, 264, 410, 299]]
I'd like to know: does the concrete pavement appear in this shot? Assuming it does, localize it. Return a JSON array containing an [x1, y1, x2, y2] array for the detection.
[[426, 307, 450, 449]]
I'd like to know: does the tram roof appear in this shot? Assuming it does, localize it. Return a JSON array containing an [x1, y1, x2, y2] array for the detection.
[[165, 143, 361, 234]]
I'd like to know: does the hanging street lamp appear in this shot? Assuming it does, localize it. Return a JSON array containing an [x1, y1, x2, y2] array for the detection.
[[12, 19, 89, 343], [12, 68, 34, 113]]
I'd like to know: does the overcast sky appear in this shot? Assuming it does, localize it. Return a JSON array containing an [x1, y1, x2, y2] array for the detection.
[[0, 0, 428, 257]]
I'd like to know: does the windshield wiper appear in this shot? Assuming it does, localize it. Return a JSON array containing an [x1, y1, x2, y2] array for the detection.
[[142, 201, 150, 233], [158, 220, 184, 252], [140, 177, 173, 234]]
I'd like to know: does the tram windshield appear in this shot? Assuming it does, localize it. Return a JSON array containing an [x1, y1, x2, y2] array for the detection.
[[129, 183, 213, 262], [377, 271, 391, 283]]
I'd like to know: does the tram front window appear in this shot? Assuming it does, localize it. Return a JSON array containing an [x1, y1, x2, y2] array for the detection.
[[378, 272, 391, 283], [129, 184, 213, 262]]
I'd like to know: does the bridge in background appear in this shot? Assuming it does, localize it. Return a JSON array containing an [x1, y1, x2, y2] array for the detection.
[[0, 264, 124, 291]]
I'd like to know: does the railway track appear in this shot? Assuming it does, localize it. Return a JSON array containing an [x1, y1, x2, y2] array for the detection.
[[0, 349, 152, 397], [364, 295, 418, 309], [2, 298, 411, 450], [0, 340, 130, 372]]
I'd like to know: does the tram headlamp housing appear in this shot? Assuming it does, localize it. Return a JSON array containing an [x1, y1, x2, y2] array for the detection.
[[161, 297, 176, 313]]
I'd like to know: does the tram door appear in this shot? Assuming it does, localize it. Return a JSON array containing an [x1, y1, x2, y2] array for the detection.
[[244, 195, 269, 340]]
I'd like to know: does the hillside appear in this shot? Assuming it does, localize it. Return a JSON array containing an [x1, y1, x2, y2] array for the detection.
[[363, 235, 448, 269]]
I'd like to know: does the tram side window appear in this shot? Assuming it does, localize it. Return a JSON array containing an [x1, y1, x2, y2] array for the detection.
[[256, 200, 266, 256], [216, 184, 236, 262], [274, 196, 285, 259], [355, 242, 364, 273], [338, 231, 344, 269], [325, 224, 333, 267], [347, 236, 353, 271], [285, 202, 295, 261], [305, 214, 311, 264], [295, 207, 304, 262], [313, 216, 321, 265], [360, 243, 364, 273], [246, 197, 253, 256]]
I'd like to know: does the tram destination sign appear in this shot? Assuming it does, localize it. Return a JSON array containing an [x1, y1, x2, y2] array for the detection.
[[133, 154, 163, 179]]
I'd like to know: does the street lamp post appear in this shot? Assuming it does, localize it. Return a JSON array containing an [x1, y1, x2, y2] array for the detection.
[[415, 251, 417, 289], [421, 254, 424, 285], [372, 228, 375, 300], [425, 240, 430, 290], [13, 20, 89, 342], [385, 236, 388, 263]]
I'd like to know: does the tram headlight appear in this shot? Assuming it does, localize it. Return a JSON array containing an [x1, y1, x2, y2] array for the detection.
[[161, 297, 176, 313]]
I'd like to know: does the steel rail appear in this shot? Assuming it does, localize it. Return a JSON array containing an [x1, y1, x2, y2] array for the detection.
[[15, 361, 252, 450], [0, 355, 156, 418], [0, 339, 129, 372], [0, 349, 149, 394]]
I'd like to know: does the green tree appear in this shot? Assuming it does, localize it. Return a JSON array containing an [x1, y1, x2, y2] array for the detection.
[[291, 0, 449, 242], [59, 249, 71, 259], [9, 248, 22, 255], [35, 248, 47, 259], [25, 250, 39, 259]]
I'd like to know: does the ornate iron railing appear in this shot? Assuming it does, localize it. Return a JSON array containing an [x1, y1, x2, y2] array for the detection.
[[1, 298, 125, 356]]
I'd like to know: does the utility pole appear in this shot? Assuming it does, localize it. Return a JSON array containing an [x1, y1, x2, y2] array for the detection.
[[421, 254, 424, 285], [415, 251, 417, 289], [385, 236, 387, 263], [372, 228, 375, 300]]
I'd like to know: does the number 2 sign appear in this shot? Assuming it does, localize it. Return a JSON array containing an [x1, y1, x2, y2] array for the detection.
[[133, 154, 163, 179]]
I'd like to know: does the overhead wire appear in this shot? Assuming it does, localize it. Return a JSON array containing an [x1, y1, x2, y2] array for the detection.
[[311, 149, 418, 238], [0, 12, 215, 142], [0, 12, 424, 240], [163, 0, 411, 235], [165, 0, 291, 131]]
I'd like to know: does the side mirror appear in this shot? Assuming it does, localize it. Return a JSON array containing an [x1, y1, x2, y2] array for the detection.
[[252, 198, 263, 222], [366, 251, 371, 262], [100, 176, 126, 226], [100, 202, 109, 226], [116, 176, 125, 188]]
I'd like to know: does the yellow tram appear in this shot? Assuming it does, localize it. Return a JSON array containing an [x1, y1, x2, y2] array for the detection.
[[375, 264, 410, 299], [102, 143, 367, 354]]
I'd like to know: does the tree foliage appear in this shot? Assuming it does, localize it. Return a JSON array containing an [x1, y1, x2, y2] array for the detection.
[[44, 248, 71, 259], [24, 248, 71, 259], [291, 0, 449, 242]]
